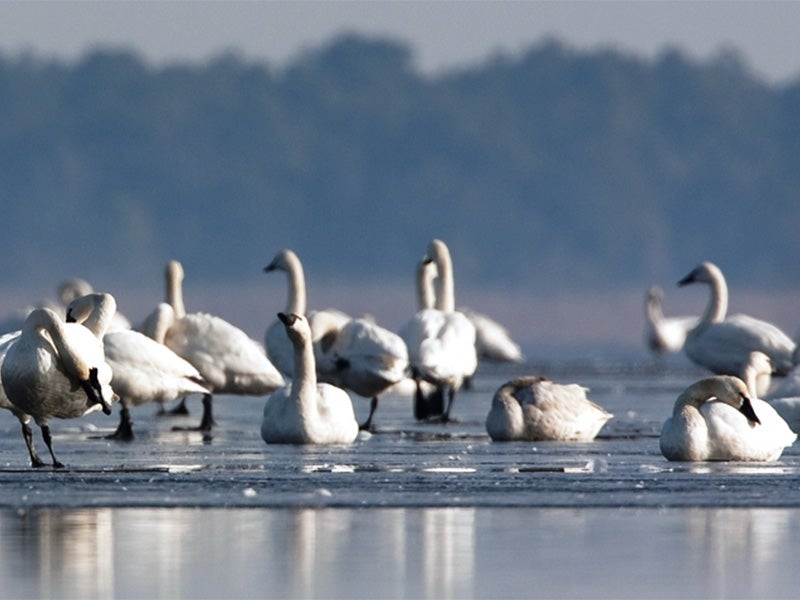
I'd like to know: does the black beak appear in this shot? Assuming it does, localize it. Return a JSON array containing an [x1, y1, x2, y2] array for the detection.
[[66, 309, 76, 323], [264, 263, 276, 273], [677, 273, 695, 287], [739, 395, 761, 425], [277, 312, 297, 326]]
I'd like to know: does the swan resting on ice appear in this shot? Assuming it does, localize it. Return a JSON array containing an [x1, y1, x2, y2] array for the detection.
[[485, 376, 612, 441]]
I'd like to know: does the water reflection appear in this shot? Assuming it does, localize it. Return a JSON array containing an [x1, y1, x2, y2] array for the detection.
[[1, 507, 800, 598]]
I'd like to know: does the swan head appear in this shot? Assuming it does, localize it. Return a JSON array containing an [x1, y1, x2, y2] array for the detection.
[[693, 375, 761, 425], [425, 239, 450, 264], [65, 292, 117, 325], [677, 261, 723, 287], [277, 312, 311, 344], [264, 249, 300, 273], [166, 260, 184, 284], [57, 277, 93, 305]]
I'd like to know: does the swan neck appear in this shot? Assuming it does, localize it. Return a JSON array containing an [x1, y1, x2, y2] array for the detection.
[[433, 249, 455, 313], [82, 294, 117, 338], [166, 266, 186, 319], [645, 295, 663, 324], [416, 262, 437, 310], [285, 254, 307, 314], [291, 333, 318, 418], [701, 272, 728, 325], [28, 309, 89, 381], [150, 304, 175, 345]]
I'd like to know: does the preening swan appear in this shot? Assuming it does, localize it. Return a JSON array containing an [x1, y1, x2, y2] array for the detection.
[[1, 308, 115, 467], [264, 248, 408, 430], [644, 285, 698, 356], [400, 239, 477, 422], [261, 312, 359, 444], [67, 293, 210, 440], [144, 260, 285, 431], [659, 375, 796, 462], [485, 376, 612, 441], [677, 262, 795, 375]]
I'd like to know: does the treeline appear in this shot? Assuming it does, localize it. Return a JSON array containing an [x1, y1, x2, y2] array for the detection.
[[1, 35, 799, 292]]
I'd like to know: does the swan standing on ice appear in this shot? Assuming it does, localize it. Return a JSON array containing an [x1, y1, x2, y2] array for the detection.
[[677, 262, 795, 375], [261, 313, 359, 444], [67, 293, 210, 440], [143, 260, 284, 431], [264, 249, 408, 430], [1, 308, 115, 467], [644, 285, 698, 356], [659, 375, 796, 462], [485, 376, 612, 441], [0, 331, 42, 466], [400, 239, 477, 422]]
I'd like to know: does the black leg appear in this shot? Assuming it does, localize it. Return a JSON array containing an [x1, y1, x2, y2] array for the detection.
[[40, 425, 64, 469], [360, 397, 379, 431], [21, 421, 45, 468], [167, 397, 191, 415], [106, 404, 135, 441], [172, 394, 215, 431], [441, 386, 456, 423]]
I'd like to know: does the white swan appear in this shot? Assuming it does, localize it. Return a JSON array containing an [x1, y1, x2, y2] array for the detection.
[[763, 354, 800, 432], [143, 260, 285, 431], [1, 307, 116, 467], [264, 249, 408, 430], [261, 312, 359, 444], [399, 239, 477, 422], [677, 262, 795, 375], [0, 330, 43, 466], [67, 293, 210, 440], [485, 376, 612, 441], [659, 375, 796, 461], [263, 249, 350, 377], [644, 285, 698, 356]]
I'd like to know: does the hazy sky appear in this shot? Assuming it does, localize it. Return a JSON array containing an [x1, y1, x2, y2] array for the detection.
[[2, 1, 800, 84]]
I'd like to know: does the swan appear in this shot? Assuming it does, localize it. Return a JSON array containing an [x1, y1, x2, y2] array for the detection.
[[263, 249, 350, 377], [261, 312, 359, 444], [659, 375, 796, 461], [644, 285, 698, 356], [399, 239, 477, 422], [1, 308, 115, 467], [58, 277, 132, 331], [485, 376, 612, 441], [677, 262, 795, 375], [0, 331, 43, 466], [67, 293, 210, 440], [264, 249, 408, 430], [763, 354, 800, 432], [143, 260, 285, 431]]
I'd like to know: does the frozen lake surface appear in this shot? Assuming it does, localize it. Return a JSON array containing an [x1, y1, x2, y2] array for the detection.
[[2, 359, 800, 597]]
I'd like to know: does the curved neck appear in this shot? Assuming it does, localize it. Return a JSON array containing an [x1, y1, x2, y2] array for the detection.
[[166, 262, 186, 319], [150, 303, 176, 345], [701, 272, 728, 325], [26, 309, 89, 381], [74, 293, 117, 338], [283, 253, 307, 314]]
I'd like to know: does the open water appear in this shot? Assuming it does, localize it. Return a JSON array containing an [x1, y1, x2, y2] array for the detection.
[[2, 359, 800, 598]]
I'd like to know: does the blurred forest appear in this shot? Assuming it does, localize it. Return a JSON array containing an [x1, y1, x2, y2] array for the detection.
[[1, 34, 799, 298]]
